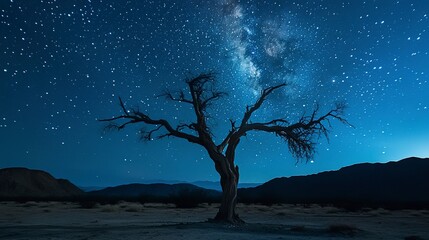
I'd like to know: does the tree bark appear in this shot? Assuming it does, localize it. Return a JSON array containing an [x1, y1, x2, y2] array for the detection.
[[213, 160, 244, 224]]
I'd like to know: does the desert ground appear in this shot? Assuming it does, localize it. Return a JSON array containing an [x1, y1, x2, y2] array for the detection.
[[0, 201, 428, 240]]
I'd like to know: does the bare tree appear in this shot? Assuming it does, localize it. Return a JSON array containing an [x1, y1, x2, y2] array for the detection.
[[100, 72, 350, 224]]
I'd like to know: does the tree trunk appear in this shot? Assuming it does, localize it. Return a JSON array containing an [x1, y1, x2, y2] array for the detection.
[[213, 161, 244, 224]]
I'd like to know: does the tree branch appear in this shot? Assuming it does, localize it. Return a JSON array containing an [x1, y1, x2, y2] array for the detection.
[[140, 125, 163, 141], [100, 97, 201, 144], [160, 90, 194, 104], [186, 72, 226, 140], [118, 97, 129, 116], [240, 83, 286, 127], [217, 119, 236, 153], [221, 84, 287, 159], [201, 91, 227, 110], [238, 102, 352, 161]]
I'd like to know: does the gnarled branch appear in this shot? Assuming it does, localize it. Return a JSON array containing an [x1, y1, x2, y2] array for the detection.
[[240, 83, 286, 127], [240, 102, 352, 161], [186, 72, 226, 139], [217, 119, 236, 153], [100, 97, 201, 144], [159, 90, 193, 104], [222, 83, 287, 157]]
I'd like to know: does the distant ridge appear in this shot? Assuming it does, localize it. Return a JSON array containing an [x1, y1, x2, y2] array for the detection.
[[0, 167, 83, 198], [80, 181, 260, 192], [191, 181, 260, 191], [3, 157, 428, 207], [89, 183, 221, 199], [239, 157, 429, 205]]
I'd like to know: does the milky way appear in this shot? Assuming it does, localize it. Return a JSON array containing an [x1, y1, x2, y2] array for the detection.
[[0, 0, 428, 186], [221, 0, 319, 100]]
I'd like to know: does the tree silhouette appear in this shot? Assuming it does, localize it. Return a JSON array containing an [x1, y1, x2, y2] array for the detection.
[[100, 72, 350, 224]]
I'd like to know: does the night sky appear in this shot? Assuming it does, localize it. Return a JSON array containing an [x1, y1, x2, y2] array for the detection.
[[1, 0, 428, 187]]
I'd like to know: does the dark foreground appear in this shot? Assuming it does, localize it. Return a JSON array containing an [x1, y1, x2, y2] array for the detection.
[[0, 202, 428, 240]]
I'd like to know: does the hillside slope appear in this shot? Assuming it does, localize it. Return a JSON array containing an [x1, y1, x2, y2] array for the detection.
[[239, 157, 429, 205], [89, 183, 221, 199], [0, 167, 83, 198]]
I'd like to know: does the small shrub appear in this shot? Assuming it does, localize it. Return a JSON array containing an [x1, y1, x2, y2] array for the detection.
[[125, 207, 140, 212], [404, 236, 424, 240], [290, 226, 306, 232], [327, 224, 360, 236], [276, 211, 286, 216], [172, 188, 206, 208], [259, 197, 277, 206], [21, 201, 38, 207], [100, 208, 114, 212], [78, 200, 98, 209]]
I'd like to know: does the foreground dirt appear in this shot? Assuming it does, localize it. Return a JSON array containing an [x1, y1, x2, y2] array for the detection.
[[0, 202, 428, 239]]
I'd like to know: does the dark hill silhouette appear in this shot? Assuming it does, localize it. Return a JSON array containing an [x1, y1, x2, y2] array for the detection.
[[191, 181, 260, 191], [3, 157, 428, 207], [89, 183, 221, 199], [239, 157, 429, 206], [0, 167, 83, 199]]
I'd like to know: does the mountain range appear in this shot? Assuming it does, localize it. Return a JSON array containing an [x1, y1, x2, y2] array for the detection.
[[1, 157, 428, 207], [80, 181, 260, 192], [0, 167, 83, 199], [239, 157, 429, 205], [89, 183, 221, 199]]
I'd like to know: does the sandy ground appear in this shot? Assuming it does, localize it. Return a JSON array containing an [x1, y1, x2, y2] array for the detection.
[[0, 202, 428, 240]]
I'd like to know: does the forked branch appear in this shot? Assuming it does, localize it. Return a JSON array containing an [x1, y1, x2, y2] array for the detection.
[[242, 102, 352, 161], [219, 83, 287, 154], [240, 83, 286, 127], [220, 82, 350, 161], [160, 90, 194, 104], [186, 72, 226, 139], [100, 97, 201, 144]]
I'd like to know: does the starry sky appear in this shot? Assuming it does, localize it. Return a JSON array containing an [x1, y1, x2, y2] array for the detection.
[[1, 0, 428, 187]]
